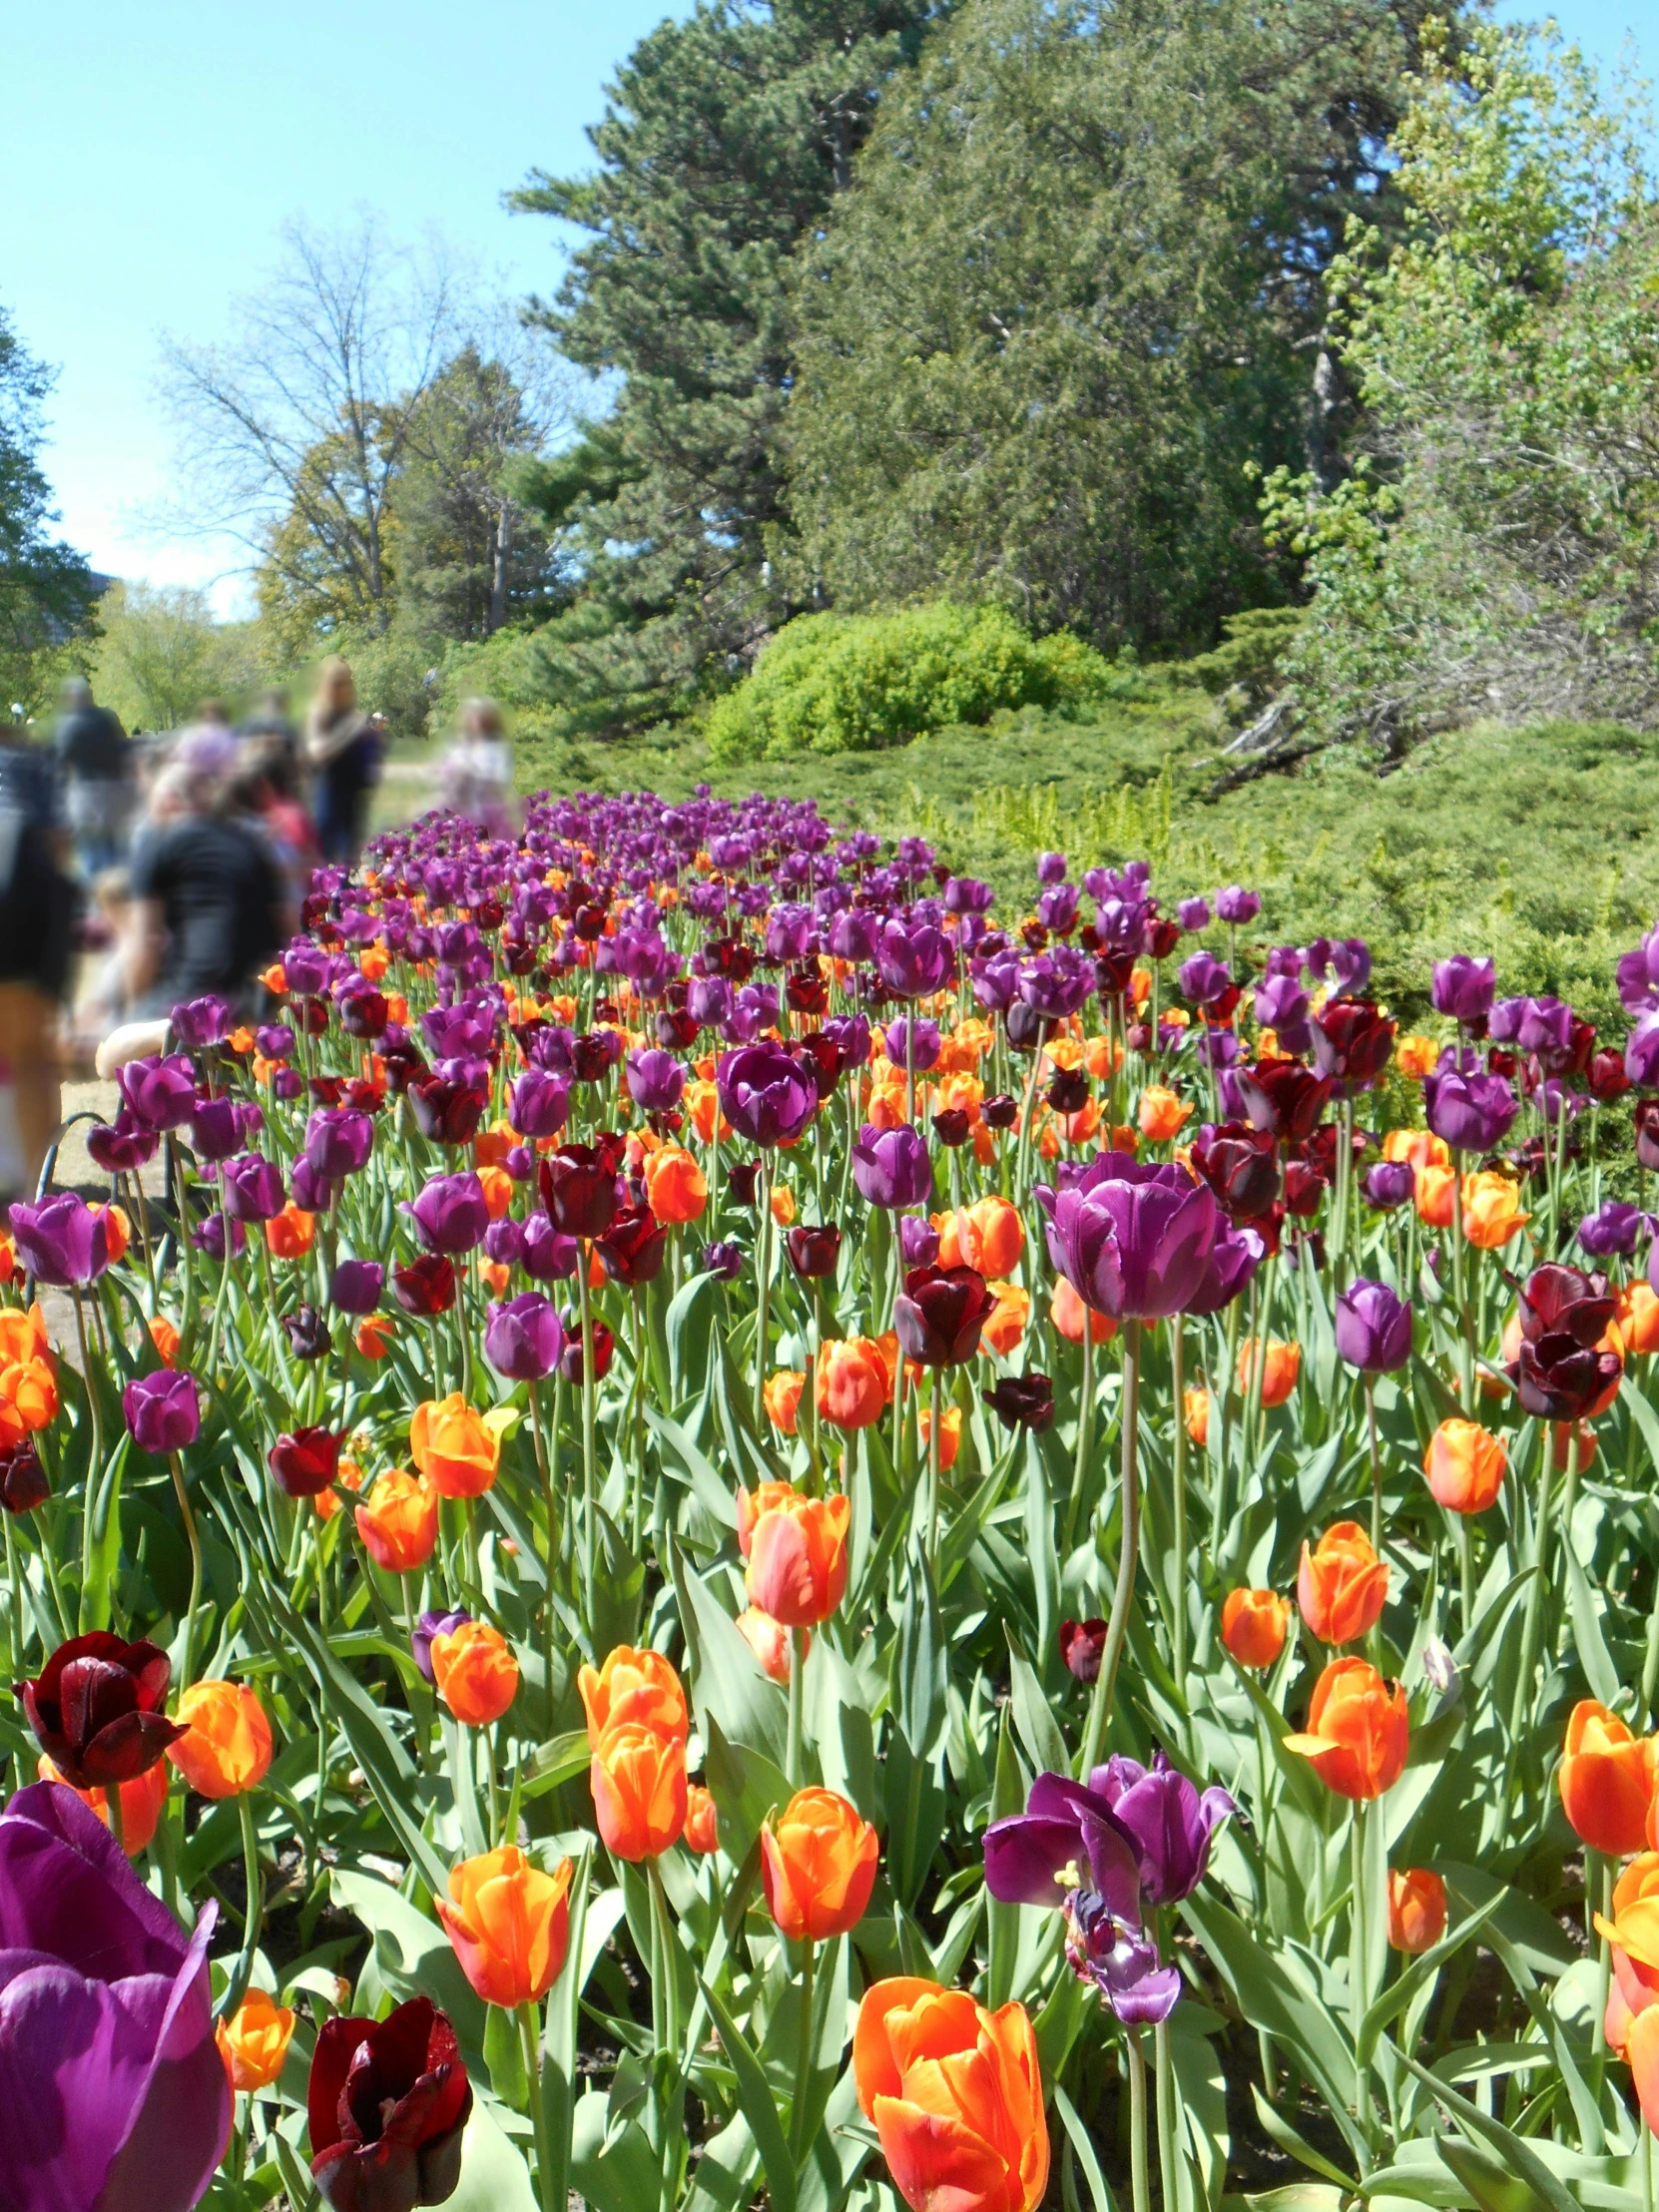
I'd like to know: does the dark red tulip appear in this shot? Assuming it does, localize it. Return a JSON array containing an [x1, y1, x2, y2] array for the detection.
[[559, 1317, 615, 1387], [0, 1439, 48, 1513], [1518, 1264, 1616, 1349], [656, 1007, 699, 1050], [1045, 1068, 1090, 1115], [570, 1032, 616, 1084], [381, 1039, 429, 1094], [269, 1427, 343, 1498], [596, 1204, 670, 1287], [1312, 999, 1395, 1088], [786, 962, 829, 1016], [1060, 1618, 1109, 1685], [1004, 1003, 1047, 1052], [19, 1632, 183, 1789], [1508, 1335, 1622, 1421], [309, 1995, 472, 2212], [982, 1094, 1019, 1131], [982, 1371, 1055, 1433], [786, 1225, 841, 1281], [893, 1264, 995, 1368], [338, 989, 389, 1041], [795, 1031, 843, 1097], [406, 1075, 487, 1147], [1283, 1159, 1327, 1217], [540, 1143, 622, 1240], [392, 1255, 457, 1316], [1637, 1100, 1659, 1173], [1189, 1123, 1280, 1221], [1588, 1048, 1631, 1102], [1094, 947, 1138, 997], [728, 1158, 765, 1206], [1237, 1059, 1333, 1144], [282, 1306, 333, 1361], [1141, 916, 1183, 962], [932, 1108, 971, 1148]]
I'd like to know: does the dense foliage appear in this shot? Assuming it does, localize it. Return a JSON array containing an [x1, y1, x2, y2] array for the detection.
[[0, 300, 96, 715]]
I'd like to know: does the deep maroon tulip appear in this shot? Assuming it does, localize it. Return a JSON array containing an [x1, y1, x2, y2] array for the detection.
[[8, 1194, 109, 1286], [406, 1074, 488, 1147], [305, 1108, 375, 1179], [122, 1370, 202, 1453], [283, 1306, 333, 1361], [19, 1632, 183, 1788], [407, 1172, 490, 1255], [1060, 1618, 1108, 1684], [269, 1427, 343, 1497], [392, 1254, 457, 1316], [1508, 1335, 1621, 1421], [559, 1314, 615, 1386], [1313, 999, 1395, 1088], [540, 1142, 623, 1239], [932, 1108, 971, 1147], [0, 1784, 230, 2208], [0, 1438, 48, 1513], [893, 1264, 994, 1368], [1046, 1067, 1090, 1116], [1589, 1047, 1632, 1102], [1039, 1158, 1219, 1322], [511, 1068, 570, 1140], [1282, 1158, 1326, 1218], [86, 1110, 161, 1174], [717, 1043, 818, 1148], [727, 1158, 765, 1207], [118, 1052, 197, 1132], [1518, 1263, 1617, 1348], [703, 1239, 744, 1280], [982, 1093, 1018, 1131], [596, 1204, 671, 1287], [1334, 1279, 1412, 1373], [484, 1294, 565, 1382], [1235, 1060, 1332, 1144], [983, 1372, 1055, 1433], [337, 986, 389, 1040], [308, 1996, 472, 2212], [221, 1152, 285, 1223], [1422, 1063, 1518, 1153], [1188, 1123, 1280, 1221], [330, 1260, 385, 1314], [786, 1224, 841, 1281]]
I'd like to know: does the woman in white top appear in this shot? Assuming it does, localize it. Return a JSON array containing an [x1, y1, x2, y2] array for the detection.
[[439, 697, 517, 836]]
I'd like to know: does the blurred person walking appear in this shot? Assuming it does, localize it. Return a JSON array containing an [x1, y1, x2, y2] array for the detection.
[[53, 676, 132, 872], [237, 686, 299, 770], [0, 726, 76, 1196], [439, 697, 516, 835], [303, 658, 383, 866]]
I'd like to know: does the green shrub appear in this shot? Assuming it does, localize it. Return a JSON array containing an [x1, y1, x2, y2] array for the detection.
[[705, 602, 1110, 764]]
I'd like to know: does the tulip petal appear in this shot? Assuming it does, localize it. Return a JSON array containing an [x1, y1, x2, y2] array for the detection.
[[873, 2095, 1014, 2212]]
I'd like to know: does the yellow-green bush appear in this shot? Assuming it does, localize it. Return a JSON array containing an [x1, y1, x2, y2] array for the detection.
[[705, 602, 1110, 763]]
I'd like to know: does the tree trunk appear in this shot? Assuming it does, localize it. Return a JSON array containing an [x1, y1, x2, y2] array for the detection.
[[488, 503, 512, 636], [1307, 340, 1345, 495]]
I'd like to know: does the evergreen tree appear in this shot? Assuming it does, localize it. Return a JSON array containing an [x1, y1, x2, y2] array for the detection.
[[0, 304, 94, 713], [510, 0, 941, 733]]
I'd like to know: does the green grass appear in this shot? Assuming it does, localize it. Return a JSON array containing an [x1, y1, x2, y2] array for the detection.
[[510, 705, 1659, 1030]]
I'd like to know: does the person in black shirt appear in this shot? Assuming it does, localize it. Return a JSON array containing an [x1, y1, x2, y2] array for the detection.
[[54, 678, 133, 873], [123, 761, 289, 1021], [0, 727, 75, 1192]]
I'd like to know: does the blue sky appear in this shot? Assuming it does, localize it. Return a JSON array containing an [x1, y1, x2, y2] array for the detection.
[[7, 0, 1652, 612]]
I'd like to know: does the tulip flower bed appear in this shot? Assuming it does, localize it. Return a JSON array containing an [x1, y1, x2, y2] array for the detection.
[[10, 794, 1659, 2212]]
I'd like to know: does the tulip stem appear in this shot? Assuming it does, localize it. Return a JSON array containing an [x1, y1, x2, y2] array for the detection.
[[1083, 1321, 1139, 1776], [1592, 1852, 1613, 2093], [105, 1776, 126, 1857], [1171, 1321, 1187, 1693], [170, 1451, 204, 1694], [754, 1172, 774, 1443], [527, 1378, 557, 1736], [223, 1792, 263, 2019], [648, 1858, 680, 2057], [787, 1624, 807, 1787], [1364, 1377, 1382, 1553], [926, 1368, 942, 1576], [1067, 1318, 1095, 1554], [1351, 1803, 1374, 2146], [577, 1251, 599, 1639], [1509, 1419, 1568, 1792], [1153, 2015, 1181, 2212], [1126, 2028, 1152, 2212], [791, 1936, 817, 2163], [518, 2000, 559, 2212]]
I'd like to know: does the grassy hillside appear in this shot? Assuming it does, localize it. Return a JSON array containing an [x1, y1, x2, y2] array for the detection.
[[509, 707, 1659, 1030]]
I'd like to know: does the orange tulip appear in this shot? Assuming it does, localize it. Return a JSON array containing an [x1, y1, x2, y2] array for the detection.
[[762, 1787, 879, 1940], [1595, 1853, 1659, 2054], [645, 1144, 708, 1225], [685, 1783, 720, 1855], [0, 1302, 51, 1370], [217, 1988, 295, 2092], [1138, 1086, 1192, 1143], [736, 1480, 800, 1559], [264, 1204, 315, 1259], [355, 1316, 393, 1360], [770, 1185, 797, 1228], [91, 1203, 131, 1265], [746, 1490, 850, 1627], [1460, 1171, 1528, 1250], [167, 1681, 274, 1799], [918, 1403, 962, 1471], [409, 1394, 511, 1498], [1619, 1283, 1659, 1358], [1387, 1869, 1446, 1953], [355, 1468, 439, 1573], [1298, 1521, 1389, 1645], [684, 1080, 731, 1145], [763, 1369, 805, 1434], [1183, 1387, 1210, 1447], [1221, 1588, 1291, 1670], [38, 1754, 169, 1856], [1413, 1163, 1455, 1229], [436, 1845, 573, 2007], [1050, 1275, 1115, 1346], [738, 1606, 797, 1683], [1284, 1657, 1409, 1800], [1238, 1338, 1300, 1407], [431, 1620, 520, 1726], [148, 1315, 181, 1368], [1628, 2004, 1659, 2132], [1422, 1420, 1506, 1513], [979, 1283, 1030, 1360], [0, 1356, 58, 1436], [1559, 1700, 1656, 1857], [1394, 1036, 1438, 1081], [477, 1166, 514, 1221], [590, 1721, 688, 1861], [934, 1197, 1024, 1279], [578, 1645, 689, 1748], [817, 1337, 889, 1430], [1384, 1128, 1450, 1173], [853, 1979, 1048, 2212], [1552, 1418, 1598, 1473]]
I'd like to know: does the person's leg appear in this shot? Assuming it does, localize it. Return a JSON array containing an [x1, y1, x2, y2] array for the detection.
[[0, 982, 61, 1194]]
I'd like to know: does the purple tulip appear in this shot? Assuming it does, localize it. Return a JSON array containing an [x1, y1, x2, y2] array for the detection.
[[281, 943, 331, 996], [1334, 1278, 1413, 1373], [304, 1108, 374, 1180], [521, 1213, 579, 1281], [1309, 936, 1372, 998], [411, 1608, 471, 1685], [220, 1152, 285, 1223], [1579, 1202, 1650, 1260], [329, 1260, 385, 1314], [1037, 1158, 1219, 1321], [1422, 1063, 1519, 1154], [484, 1294, 566, 1382], [1184, 1220, 1264, 1317], [1252, 973, 1312, 1054], [122, 1370, 202, 1454], [188, 1096, 242, 1164], [703, 1240, 743, 1280], [406, 1173, 490, 1255], [0, 1783, 230, 2207], [1091, 1750, 1235, 1905], [255, 1022, 294, 1060], [192, 1213, 247, 1261], [511, 1068, 571, 1140], [170, 994, 233, 1051], [882, 1019, 940, 1073], [900, 1216, 941, 1268], [1363, 1160, 1415, 1211], [983, 1771, 1143, 1921], [626, 1048, 686, 1113], [851, 1125, 933, 1212], [118, 1054, 197, 1133], [1177, 897, 1211, 932], [717, 1043, 818, 1148], [484, 1218, 526, 1268], [1036, 850, 1068, 885], [289, 1156, 338, 1216], [9, 1195, 109, 1287], [1178, 952, 1233, 1007], [1214, 885, 1260, 925], [1627, 1012, 1659, 1091], [876, 919, 954, 1000], [1066, 1898, 1184, 2024], [86, 1112, 160, 1175], [1018, 947, 1095, 1021], [1431, 955, 1495, 1026]]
